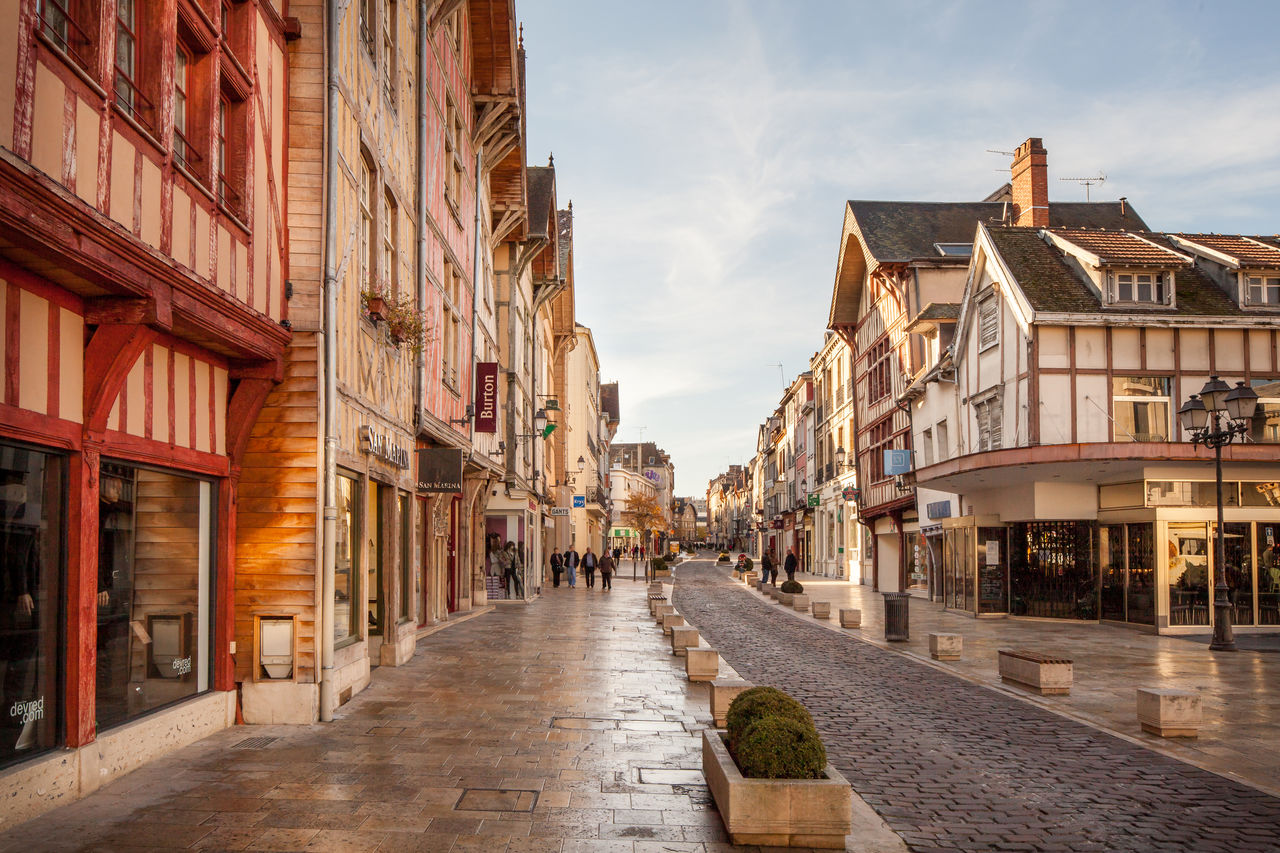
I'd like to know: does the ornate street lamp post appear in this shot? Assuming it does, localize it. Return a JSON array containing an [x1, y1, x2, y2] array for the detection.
[[1177, 376, 1259, 652]]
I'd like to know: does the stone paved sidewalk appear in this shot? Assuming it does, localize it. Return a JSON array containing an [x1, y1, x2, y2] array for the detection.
[[0, 578, 734, 852], [675, 560, 1280, 853]]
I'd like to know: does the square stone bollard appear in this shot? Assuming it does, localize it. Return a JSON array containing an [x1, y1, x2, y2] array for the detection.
[[648, 595, 667, 616], [662, 612, 686, 635], [710, 679, 753, 727], [686, 648, 719, 682], [654, 603, 675, 624], [671, 626, 700, 657], [1137, 688, 1202, 737], [744, 572, 757, 584], [649, 582, 664, 595], [812, 601, 831, 619], [929, 633, 962, 661], [839, 608, 861, 628], [791, 594, 810, 613], [777, 591, 794, 606]]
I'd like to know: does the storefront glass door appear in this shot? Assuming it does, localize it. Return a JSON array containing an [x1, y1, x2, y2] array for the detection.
[[1221, 522, 1253, 626], [1259, 524, 1280, 625], [1167, 523, 1210, 627]]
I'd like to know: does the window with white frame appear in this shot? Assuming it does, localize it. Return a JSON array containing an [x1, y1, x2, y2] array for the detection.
[[1113, 271, 1169, 305], [1246, 273, 1280, 307], [977, 292, 998, 351], [974, 396, 1002, 452], [1112, 376, 1171, 442]]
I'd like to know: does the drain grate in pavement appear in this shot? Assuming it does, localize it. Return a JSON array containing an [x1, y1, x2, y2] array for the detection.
[[551, 716, 687, 733], [637, 768, 704, 785], [231, 736, 280, 750], [454, 788, 538, 812]]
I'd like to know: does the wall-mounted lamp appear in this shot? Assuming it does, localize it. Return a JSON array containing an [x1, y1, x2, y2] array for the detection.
[[517, 408, 552, 441]]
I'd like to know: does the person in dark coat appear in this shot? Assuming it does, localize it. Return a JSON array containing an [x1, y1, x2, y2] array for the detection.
[[582, 548, 597, 589], [784, 548, 798, 582], [549, 549, 563, 587], [599, 552, 615, 591], [761, 552, 775, 585]]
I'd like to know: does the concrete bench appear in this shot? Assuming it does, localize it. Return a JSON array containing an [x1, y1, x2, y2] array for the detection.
[[710, 679, 753, 727], [998, 649, 1072, 695], [661, 612, 686, 635], [791, 594, 810, 613], [686, 647, 719, 682], [1137, 688, 1202, 738], [671, 626, 700, 657], [839, 608, 861, 628], [929, 633, 962, 661], [811, 601, 831, 619]]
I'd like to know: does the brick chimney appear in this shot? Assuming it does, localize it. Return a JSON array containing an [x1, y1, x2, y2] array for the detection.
[[1010, 137, 1049, 227]]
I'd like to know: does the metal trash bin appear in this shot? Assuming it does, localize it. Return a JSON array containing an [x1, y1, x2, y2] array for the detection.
[[883, 592, 910, 642]]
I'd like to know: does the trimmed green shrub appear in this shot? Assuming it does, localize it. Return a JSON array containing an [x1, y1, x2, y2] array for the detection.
[[649, 557, 668, 574], [734, 716, 827, 779], [725, 687, 813, 753], [716, 554, 729, 563], [780, 579, 804, 594]]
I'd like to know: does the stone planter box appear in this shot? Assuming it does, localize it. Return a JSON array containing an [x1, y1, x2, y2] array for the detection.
[[839, 609, 861, 628], [791, 594, 810, 613], [1137, 688, 1202, 737], [998, 648, 1072, 695], [662, 613, 686, 635], [811, 601, 831, 619], [710, 679, 753, 727], [671, 626, 700, 657], [686, 648, 719, 682], [929, 633, 962, 661], [702, 730, 851, 848]]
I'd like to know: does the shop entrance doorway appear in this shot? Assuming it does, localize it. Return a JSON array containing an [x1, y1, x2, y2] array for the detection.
[[367, 483, 386, 666]]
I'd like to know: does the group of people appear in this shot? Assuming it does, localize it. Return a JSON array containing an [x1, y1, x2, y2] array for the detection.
[[757, 547, 799, 585], [548, 546, 618, 591]]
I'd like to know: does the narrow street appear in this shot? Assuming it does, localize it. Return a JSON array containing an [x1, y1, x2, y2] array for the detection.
[[673, 560, 1280, 853]]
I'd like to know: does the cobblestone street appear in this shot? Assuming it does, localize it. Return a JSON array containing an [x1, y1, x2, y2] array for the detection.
[[672, 560, 1280, 853]]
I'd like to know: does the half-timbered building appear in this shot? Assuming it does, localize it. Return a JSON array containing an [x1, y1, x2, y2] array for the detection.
[[827, 137, 1147, 594], [909, 223, 1280, 635], [0, 0, 290, 818]]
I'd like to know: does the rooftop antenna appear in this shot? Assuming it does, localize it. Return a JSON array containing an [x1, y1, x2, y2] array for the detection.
[[1060, 174, 1107, 202], [766, 363, 783, 387], [986, 148, 1015, 173]]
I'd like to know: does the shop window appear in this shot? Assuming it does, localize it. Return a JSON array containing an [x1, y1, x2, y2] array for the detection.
[[1248, 379, 1280, 443], [37, 0, 99, 77], [335, 473, 360, 645], [1258, 525, 1280, 625], [1223, 522, 1253, 627], [1112, 376, 1170, 442], [1146, 480, 1240, 508], [1242, 482, 1280, 507], [96, 462, 213, 730], [1167, 523, 1210, 627], [0, 445, 64, 770], [1008, 521, 1098, 620], [397, 493, 411, 623]]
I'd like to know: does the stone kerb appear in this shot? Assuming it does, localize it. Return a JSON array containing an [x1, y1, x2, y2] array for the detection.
[[686, 647, 719, 682], [662, 612, 686, 635], [929, 633, 962, 661], [811, 601, 831, 619], [1137, 687, 1203, 738], [710, 679, 753, 727], [671, 626, 700, 657], [839, 609, 861, 628]]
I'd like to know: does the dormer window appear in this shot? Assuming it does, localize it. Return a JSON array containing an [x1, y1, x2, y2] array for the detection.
[[1246, 273, 1280, 307], [1113, 271, 1169, 305]]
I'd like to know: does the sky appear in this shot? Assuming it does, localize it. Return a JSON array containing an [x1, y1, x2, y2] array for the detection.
[[518, 0, 1280, 497]]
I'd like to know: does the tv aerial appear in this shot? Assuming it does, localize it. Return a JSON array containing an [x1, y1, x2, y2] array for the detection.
[[1060, 174, 1107, 202]]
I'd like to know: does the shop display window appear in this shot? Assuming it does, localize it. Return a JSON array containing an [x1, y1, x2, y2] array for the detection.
[[1009, 521, 1098, 619], [1167, 523, 1210, 627], [0, 445, 64, 769], [1223, 523, 1253, 626], [398, 492, 411, 623], [1126, 524, 1155, 625], [96, 462, 213, 730], [1259, 524, 1280, 625], [335, 473, 359, 645]]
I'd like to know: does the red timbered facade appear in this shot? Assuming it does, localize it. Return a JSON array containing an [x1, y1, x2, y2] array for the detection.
[[0, 0, 289, 820]]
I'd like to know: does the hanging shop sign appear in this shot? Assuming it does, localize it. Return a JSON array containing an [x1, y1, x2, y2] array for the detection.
[[549, 507, 571, 517], [416, 447, 464, 492], [883, 448, 912, 476], [573, 495, 586, 508], [807, 493, 820, 508], [474, 361, 499, 433], [927, 500, 952, 520], [360, 426, 411, 469], [841, 486, 858, 502]]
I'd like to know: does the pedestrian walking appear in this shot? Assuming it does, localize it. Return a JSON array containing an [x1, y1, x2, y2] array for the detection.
[[599, 551, 614, 591], [582, 548, 597, 589], [631, 544, 638, 560], [549, 549, 563, 588], [761, 552, 774, 585], [784, 547, 798, 583], [612, 546, 622, 564], [563, 546, 580, 588]]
